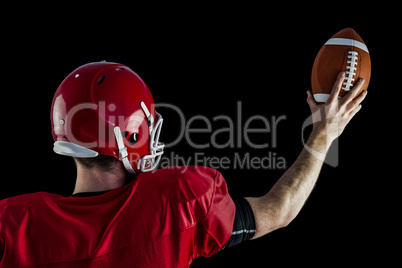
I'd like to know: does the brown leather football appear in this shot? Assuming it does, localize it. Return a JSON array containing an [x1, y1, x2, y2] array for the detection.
[[311, 28, 371, 103]]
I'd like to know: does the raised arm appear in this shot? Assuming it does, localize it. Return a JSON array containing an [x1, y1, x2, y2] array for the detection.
[[246, 72, 367, 239]]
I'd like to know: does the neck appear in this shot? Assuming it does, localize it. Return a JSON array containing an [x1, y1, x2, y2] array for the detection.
[[73, 164, 127, 195]]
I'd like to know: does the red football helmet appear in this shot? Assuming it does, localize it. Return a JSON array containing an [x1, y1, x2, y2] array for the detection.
[[51, 61, 164, 173]]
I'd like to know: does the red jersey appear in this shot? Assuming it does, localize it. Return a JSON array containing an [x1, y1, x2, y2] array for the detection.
[[0, 166, 235, 267]]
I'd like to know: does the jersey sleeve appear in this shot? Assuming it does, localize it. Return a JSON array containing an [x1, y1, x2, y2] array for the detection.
[[0, 234, 4, 262], [196, 168, 236, 257]]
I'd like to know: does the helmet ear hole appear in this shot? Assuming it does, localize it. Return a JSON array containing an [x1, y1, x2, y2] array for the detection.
[[127, 133, 139, 146], [121, 131, 138, 146], [97, 75, 105, 85], [121, 131, 129, 138]]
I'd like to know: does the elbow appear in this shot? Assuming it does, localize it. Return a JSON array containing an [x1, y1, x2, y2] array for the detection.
[[271, 209, 295, 230], [268, 195, 301, 229], [252, 208, 293, 238], [277, 213, 295, 229], [245, 197, 297, 238], [267, 197, 302, 230]]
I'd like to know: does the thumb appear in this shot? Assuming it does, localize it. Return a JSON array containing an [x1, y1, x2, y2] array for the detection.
[[306, 90, 317, 110]]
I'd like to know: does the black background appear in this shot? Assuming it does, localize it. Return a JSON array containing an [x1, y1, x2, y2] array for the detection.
[[1, 5, 397, 267]]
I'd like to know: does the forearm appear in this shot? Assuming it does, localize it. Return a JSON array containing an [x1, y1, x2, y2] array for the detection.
[[267, 131, 329, 222], [247, 130, 331, 239]]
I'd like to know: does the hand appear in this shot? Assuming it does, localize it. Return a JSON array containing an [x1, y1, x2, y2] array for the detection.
[[306, 72, 368, 143]]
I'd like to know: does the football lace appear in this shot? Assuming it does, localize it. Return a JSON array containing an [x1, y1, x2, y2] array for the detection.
[[342, 51, 358, 91]]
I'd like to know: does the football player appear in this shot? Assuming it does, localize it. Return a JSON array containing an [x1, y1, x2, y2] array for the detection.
[[0, 63, 366, 267]]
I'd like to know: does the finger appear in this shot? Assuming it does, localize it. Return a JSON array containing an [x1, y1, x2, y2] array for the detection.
[[327, 72, 346, 103], [306, 90, 318, 110], [345, 90, 368, 112], [347, 103, 363, 123], [342, 78, 365, 104], [354, 89, 368, 106]]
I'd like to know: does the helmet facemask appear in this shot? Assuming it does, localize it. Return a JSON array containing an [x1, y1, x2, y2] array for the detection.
[[114, 102, 164, 174], [137, 112, 164, 172]]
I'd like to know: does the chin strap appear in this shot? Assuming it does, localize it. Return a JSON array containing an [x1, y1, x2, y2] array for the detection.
[[113, 126, 136, 174]]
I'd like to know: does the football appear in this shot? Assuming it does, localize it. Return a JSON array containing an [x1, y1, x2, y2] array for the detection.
[[311, 28, 371, 103]]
